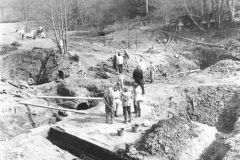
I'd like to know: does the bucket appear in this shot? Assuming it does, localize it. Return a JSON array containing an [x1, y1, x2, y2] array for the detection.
[[132, 124, 140, 133], [117, 128, 124, 136], [125, 143, 134, 152]]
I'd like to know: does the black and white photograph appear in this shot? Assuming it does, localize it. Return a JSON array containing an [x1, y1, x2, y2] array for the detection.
[[0, 0, 240, 159]]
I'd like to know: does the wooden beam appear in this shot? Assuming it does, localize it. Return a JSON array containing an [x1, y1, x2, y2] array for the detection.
[[37, 96, 103, 100], [19, 102, 87, 114]]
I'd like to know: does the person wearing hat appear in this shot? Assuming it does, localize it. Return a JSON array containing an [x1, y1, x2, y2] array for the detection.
[[122, 87, 133, 124], [133, 83, 142, 117], [103, 86, 115, 124]]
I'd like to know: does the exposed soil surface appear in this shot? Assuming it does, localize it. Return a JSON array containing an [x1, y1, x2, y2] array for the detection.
[[1, 21, 240, 160]]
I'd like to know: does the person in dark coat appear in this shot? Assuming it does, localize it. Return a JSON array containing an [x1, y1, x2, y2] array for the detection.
[[133, 65, 145, 95]]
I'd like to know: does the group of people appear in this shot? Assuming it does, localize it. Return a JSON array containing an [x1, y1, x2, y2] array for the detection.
[[103, 83, 142, 124], [16, 25, 44, 40], [133, 59, 156, 95], [103, 51, 157, 124]]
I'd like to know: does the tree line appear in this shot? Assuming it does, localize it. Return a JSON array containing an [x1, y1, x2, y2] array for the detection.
[[3, 0, 240, 53]]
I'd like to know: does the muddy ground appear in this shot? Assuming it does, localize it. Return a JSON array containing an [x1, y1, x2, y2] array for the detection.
[[1, 22, 240, 160]]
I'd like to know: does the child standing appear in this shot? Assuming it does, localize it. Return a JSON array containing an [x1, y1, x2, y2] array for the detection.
[[133, 83, 142, 117], [122, 87, 132, 124], [113, 86, 121, 117]]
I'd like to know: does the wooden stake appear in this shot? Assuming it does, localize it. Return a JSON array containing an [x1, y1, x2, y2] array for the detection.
[[19, 102, 87, 114]]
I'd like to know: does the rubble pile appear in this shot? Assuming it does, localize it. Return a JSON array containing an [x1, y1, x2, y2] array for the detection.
[[0, 45, 18, 55], [209, 59, 240, 76], [144, 47, 160, 54], [182, 85, 240, 133], [155, 63, 188, 83], [139, 116, 198, 159]]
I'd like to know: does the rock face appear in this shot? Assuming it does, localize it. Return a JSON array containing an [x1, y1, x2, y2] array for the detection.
[[0, 134, 76, 160]]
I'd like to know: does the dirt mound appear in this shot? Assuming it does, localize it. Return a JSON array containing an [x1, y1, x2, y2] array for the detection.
[[209, 59, 240, 76], [0, 134, 76, 160], [139, 116, 197, 159], [0, 45, 18, 55], [182, 85, 240, 133]]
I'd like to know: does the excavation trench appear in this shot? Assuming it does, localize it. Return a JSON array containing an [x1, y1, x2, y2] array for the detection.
[[40, 84, 240, 160], [0, 48, 60, 85], [137, 84, 240, 160], [0, 82, 239, 160], [1, 47, 240, 159]]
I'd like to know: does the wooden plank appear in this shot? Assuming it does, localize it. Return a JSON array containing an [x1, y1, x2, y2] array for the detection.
[[19, 102, 87, 114], [37, 95, 103, 100]]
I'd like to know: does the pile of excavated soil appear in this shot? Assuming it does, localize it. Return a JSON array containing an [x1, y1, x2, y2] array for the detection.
[[181, 85, 240, 133], [0, 45, 18, 55], [139, 116, 198, 159], [208, 59, 240, 76], [0, 134, 76, 160]]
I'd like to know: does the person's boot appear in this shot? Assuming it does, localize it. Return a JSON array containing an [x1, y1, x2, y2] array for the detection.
[[124, 115, 127, 124], [138, 113, 141, 117], [135, 113, 138, 118], [128, 115, 132, 123], [115, 111, 118, 117]]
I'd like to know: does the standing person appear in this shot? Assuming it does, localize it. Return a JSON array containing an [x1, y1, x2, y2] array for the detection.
[[37, 25, 43, 36], [123, 49, 129, 71], [16, 28, 25, 40], [139, 59, 147, 72], [149, 61, 156, 83], [113, 86, 121, 117], [133, 83, 142, 117], [103, 87, 115, 124], [133, 65, 145, 95], [117, 73, 124, 91], [38, 26, 43, 32], [122, 87, 132, 124], [113, 51, 118, 72], [117, 51, 123, 73]]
